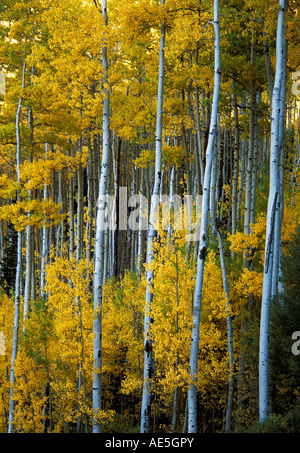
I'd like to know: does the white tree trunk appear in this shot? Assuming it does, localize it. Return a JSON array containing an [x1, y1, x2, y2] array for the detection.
[[259, 0, 286, 423], [40, 143, 48, 299], [140, 2, 165, 433], [8, 58, 26, 434], [187, 0, 220, 433], [92, 0, 110, 433], [68, 149, 75, 258], [231, 88, 239, 248], [195, 88, 204, 188], [271, 37, 287, 298], [214, 229, 234, 432]]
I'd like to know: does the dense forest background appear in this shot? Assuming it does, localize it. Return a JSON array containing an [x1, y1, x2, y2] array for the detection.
[[0, 0, 299, 433]]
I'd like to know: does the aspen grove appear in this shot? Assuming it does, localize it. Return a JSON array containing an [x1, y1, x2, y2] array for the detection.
[[0, 0, 299, 434]]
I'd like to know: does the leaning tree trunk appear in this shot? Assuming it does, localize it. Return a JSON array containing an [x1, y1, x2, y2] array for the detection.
[[140, 0, 165, 433], [259, 0, 286, 423], [92, 0, 110, 434], [187, 0, 220, 433]]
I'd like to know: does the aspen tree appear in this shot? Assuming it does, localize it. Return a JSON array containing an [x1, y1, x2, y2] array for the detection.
[[92, 0, 110, 433], [195, 87, 204, 190], [215, 229, 234, 433], [68, 150, 75, 259], [272, 36, 287, 298], [237, 94, 247, 224], [187, 0, 220, 433], [86, 137, 94, 285], [23, 155, 32, 322], [40, 143, 48, 299], [231, 86, 239, 248], [8, 57, 26, 434], [140, 0, 165, 433], [23, 80, 34, 321], [259, 0, 286, 423], [76, 141, 84, 263]]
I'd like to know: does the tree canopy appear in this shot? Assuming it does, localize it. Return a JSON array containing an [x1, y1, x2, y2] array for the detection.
[[0, 0, 299, 434]]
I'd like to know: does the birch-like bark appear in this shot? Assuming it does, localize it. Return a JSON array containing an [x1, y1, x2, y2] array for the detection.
[[259, 0, 286, 422], [137, 167, 146, 276], [271, 36, 287, 298], [40, 143, 48, 299], [23, 153, 33, 320], [140, 2, 165, 433], [86, 137, 93, 285], [93, 0, 110, 433], [24, 67, 34, 319], [231, 87, 239, 248], [8, 58, 26, 434], [76, 137, 85, 432], [250, 91, 258, 227], [8, 231, 21, 433], [76, 142, 84, 263], [195, 87, 204, 189], [68, 150, 75, 259], [210, 137, 217, 226], [215, 229, 234, 433], [187, 0, 220, 432], [23, 192, 32, 321], [244, 42, 256, 242], [237, 93, 247, 224]]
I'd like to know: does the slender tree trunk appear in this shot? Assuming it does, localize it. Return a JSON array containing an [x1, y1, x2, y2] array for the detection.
[[140, 2, 165, 433], [263, 20, 274, 113], [245, 41, 256, 239], [24, 108, 34, 320], [76, 142, 84, 263], [187, 0, 220, 433], [215, 229, 234, 432], [8, 57, 26, 434], [24, 66, 35, 319], [231, 87, 239, 252], [86, 136, 93, 286], [68, 150, 75, 259], [172, 248, 180, 432], [23, 205, 32, 322], [137, 167, 145, 276], [195, 87, 204, 189], [259, 0, 286, 423], [92, 0, 110, 433], [113, 136, 121, 278], [250, 90, 258, 227], [237, 93, 247, 224], [40, 143, 48, 299], [272, 36, 287, 299]]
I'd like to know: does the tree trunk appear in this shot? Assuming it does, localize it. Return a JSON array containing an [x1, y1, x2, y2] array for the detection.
[[76, 142, 84, 263], [215, 229, 234, 433], [8, 57, 26, 434], [187, 0, 220, 433], [68, 150, 75, 259], [272, 36, 287, 299], [195, 87, 204, 189], [92, 0, 110, 433], [140, 2, 165, 433], [259, 0, 286, 422], [40, 143, 48, 299], [231, 87, 239, 252]]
